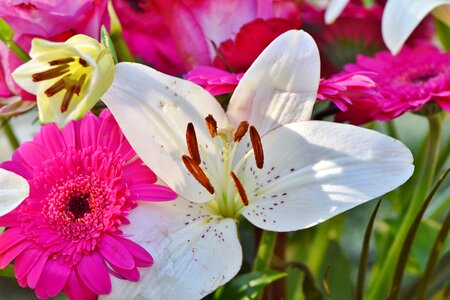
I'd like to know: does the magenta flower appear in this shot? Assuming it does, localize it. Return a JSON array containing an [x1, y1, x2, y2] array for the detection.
[[0, 110, 176, 299], [317, 72, 378, 111], [112, 0, 300, 75], [185, 66, 243, 96], [302, 1, 434, 77], [337, 46, 450, 124]]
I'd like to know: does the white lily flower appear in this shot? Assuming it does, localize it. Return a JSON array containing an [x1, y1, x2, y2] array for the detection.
[[101, 30, 414, 299], [382, 0, 450, 54], [12, 35, 115, 128], [0, 168, 29, 216]]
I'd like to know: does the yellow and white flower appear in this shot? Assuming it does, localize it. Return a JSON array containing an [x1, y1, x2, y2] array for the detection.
[[12, 34, 114, 128]]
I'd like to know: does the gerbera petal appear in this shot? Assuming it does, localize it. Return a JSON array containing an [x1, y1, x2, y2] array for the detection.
[[382, 0, 450, 54], [76, 252, 112, 295], [227, 30, 320, 135], [0, 168, 29, 216], [104, 199, 242, 300], [241, 122, 414, 232], [35, 258, 72, 298], [102, 63, 229, 202], [98, 234, 135, 271]]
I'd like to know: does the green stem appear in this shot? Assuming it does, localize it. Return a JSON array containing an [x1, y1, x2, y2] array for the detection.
[[415, 207, 450, 299], [367, 114, 443, 300], [253, 230, 278, 272], [111, 32, 134, 63], [2, 120, 20, 149], [5, 39, 30, 62]]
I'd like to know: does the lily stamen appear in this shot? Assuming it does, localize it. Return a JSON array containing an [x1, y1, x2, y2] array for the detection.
[[230, 171, 249, 206], [49, 57, 75, 66], [234, 121, 249, 142], [186, 123, 201, 164], [182, 155, 215, 194], [32, 65, 69, 82], [205, 114, 217, 137], [249, 126, 264, 169]]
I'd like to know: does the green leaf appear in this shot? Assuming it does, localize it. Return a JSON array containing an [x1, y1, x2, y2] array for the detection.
[[357, 199, 382, 300], [387, 167, 450, 300], [0, 17, 14, 43], [213, 270, 287, 300], [0, 264, 15, 278], [101, 25, 118, 64]]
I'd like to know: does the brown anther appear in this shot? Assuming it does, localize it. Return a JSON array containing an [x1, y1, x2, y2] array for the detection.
[[182, 155, 214, 194], [44, 77, 67, 97], [230, 171, 249, 206], [234, 121, 249, 142], [205, 114, 217, 137], [186, 123, 201, 164], [74, 74, 86, 95], [48, 57, 75, 66], [32, 65, 69, 82], [79, 58, 89, 68], [249, 126, 264, 169], [61, 86, 76, 113]]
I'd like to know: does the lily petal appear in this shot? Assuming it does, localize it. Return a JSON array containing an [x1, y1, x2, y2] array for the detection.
[[104, 199, 242, 299], [325, 0, 350, 24], [241, 121, 414, 232], [382, 0, 450, 54], [0, 168, 29, 216], [102, 63, 229, 203], [227, 30, 320, 135]]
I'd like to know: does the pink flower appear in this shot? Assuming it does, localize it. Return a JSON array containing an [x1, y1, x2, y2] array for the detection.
[[112, 0, 299, 75], [185, 66, 243, 96], [212, 18, 301, 73], [0, 0, 109, 110], [0, 110, 176, 299], [301, 1, 434, 76], [317, 72, 378, 111], [337, 46, 450, 124], [185, 17, 301, 95], [0, 0, 109, 40]]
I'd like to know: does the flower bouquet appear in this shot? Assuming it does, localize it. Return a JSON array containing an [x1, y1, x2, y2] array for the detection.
[[0, 0, 449, 299]]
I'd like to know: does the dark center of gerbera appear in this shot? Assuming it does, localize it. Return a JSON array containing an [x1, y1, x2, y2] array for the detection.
[[68, 193, 91, 219], [411, 73, 438, 84]]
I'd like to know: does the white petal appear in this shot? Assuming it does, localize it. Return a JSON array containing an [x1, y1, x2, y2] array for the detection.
[[382, 0, 450, 54], [0, 169, 29, 216], [325, 0, 350, 23], [102, 62, 229, 203], [227, 30, 320, 135], [240, 122, 414, 232], [105, 199, 242, 299]]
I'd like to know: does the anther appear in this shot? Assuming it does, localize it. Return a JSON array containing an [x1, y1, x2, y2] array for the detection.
[[32, 65, 70, 82], [45, 76, 67, 97], [230, 171, 249, 206], [186, 123, 201, 164], [61, 86, 76, 113], [74, 74, 86, 95], [234, 121, 249, 142], [79, 58, 89, 68], [182, 155, 214, 194], [205, 115, 217, 137], [249, 126, 264, 169], [49, 57, 75, 66]]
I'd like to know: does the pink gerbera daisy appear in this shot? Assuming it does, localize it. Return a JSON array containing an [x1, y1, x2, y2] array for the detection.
[[0, 110, 176, 299], [337, 46, 450, 124]]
